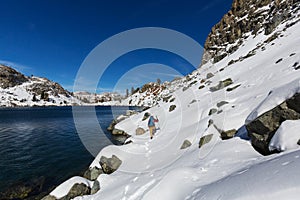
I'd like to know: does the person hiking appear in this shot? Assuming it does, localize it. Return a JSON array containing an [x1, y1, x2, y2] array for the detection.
[[148, 114, 158, 139]]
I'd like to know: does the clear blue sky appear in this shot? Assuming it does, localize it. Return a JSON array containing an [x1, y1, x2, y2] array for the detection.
[[0, 0, 232, 93]]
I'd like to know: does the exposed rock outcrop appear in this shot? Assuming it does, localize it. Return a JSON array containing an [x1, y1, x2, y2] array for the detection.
[[100, 155, 122, 174], [91, 180, 100, 195], [209, 78, 233, 92], [60, 183, 91, 200], [83, 167, 103, 181], [221, 129, 237, 140], [0, 65, 29, 89], [246, 93, 300, 155], [41, 195, 57, 200], [0, 64, 81, 107], [202, 0, 300, 64]]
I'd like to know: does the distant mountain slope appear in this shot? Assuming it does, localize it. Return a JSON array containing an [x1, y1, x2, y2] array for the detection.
[[0, 64, 82, 107], [74, 91, 123, 105]]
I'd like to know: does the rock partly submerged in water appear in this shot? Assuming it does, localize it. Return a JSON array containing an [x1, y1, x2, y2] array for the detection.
[[60, 183, 91, 200], [0, 177, 46, 200], [42, 195, 57, 200]]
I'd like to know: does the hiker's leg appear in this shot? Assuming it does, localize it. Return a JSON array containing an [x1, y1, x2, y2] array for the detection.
[[149, 126, 153, 138]]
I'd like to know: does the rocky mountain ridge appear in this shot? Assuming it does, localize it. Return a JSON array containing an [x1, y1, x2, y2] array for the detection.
[[74, 91, 123, 104], [0, 64, 82, 107], [202, 0, 300, 64]]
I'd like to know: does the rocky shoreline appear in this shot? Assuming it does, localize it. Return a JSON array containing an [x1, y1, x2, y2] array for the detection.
[[40, 109, 142, 200]]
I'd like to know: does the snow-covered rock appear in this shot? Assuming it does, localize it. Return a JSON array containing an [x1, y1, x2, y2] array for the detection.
[[246, 84, 300, 155], [269, 120, 300, 152]]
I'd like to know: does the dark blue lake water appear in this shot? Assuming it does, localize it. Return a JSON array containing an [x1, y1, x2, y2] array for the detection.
[[0, 106, 138, 195]]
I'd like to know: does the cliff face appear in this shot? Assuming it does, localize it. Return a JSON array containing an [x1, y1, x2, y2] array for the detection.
[[0, 65, 29, 89], [202, 0, 300, 64]]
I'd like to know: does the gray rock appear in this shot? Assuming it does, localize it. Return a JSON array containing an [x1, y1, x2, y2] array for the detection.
[[217, 110, 223, 114], [221, 129, 237, 140], [91, 180, 100, 195], [84, 167, 103, 181], [182, 86, 189, 92], [162, 95, 172, 103], [107, 119, 117, 131], [206, 73, 214, 79], [226, 84, 241, 92], [199, 134, 213, 148], [136, 127, 146, 135], [169, 105, 176, 112], [189, 99, 197, 104], [198, 85, 205, 90], [61, 183, 91, 200], [217, 101, 229, 108], [286, 93, 300, 113], [100, 155, 122, 174], [112, 129, 125, 135], [180, 140, 192, 149], [246, 95, 300, 155], [126, 110, 137, 116], [41, 195, 57, 200], [169, 98, 176, 103], [210, 78, 233, 92], [208, 108, 218, 116]]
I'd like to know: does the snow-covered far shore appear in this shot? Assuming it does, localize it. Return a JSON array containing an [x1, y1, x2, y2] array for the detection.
[[44, 5, 300, 200]]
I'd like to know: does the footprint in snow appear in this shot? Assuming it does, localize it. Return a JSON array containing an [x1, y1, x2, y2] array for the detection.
[[282, 161, 290, 166], [133, 177, 139, 182], [236, 168, 249, 175]]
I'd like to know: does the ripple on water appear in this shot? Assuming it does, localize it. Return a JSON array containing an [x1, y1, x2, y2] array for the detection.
[[0, 106, 136, 195]]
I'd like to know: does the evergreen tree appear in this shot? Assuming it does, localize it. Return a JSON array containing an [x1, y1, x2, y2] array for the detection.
[[157, 78, 161, 85], [126, 89, 129, 97], [32, 94, 37, 102]]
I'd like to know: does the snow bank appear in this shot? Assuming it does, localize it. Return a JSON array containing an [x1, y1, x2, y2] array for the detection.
[[191, 150, 300, 200], [246, 78, 300, 124], [269, 120, 300, 152]]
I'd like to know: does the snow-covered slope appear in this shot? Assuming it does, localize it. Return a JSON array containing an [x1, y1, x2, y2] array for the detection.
[[48, 1, 300, 199], [0, 65, 82, 107], [74, 91, 124, 105]]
